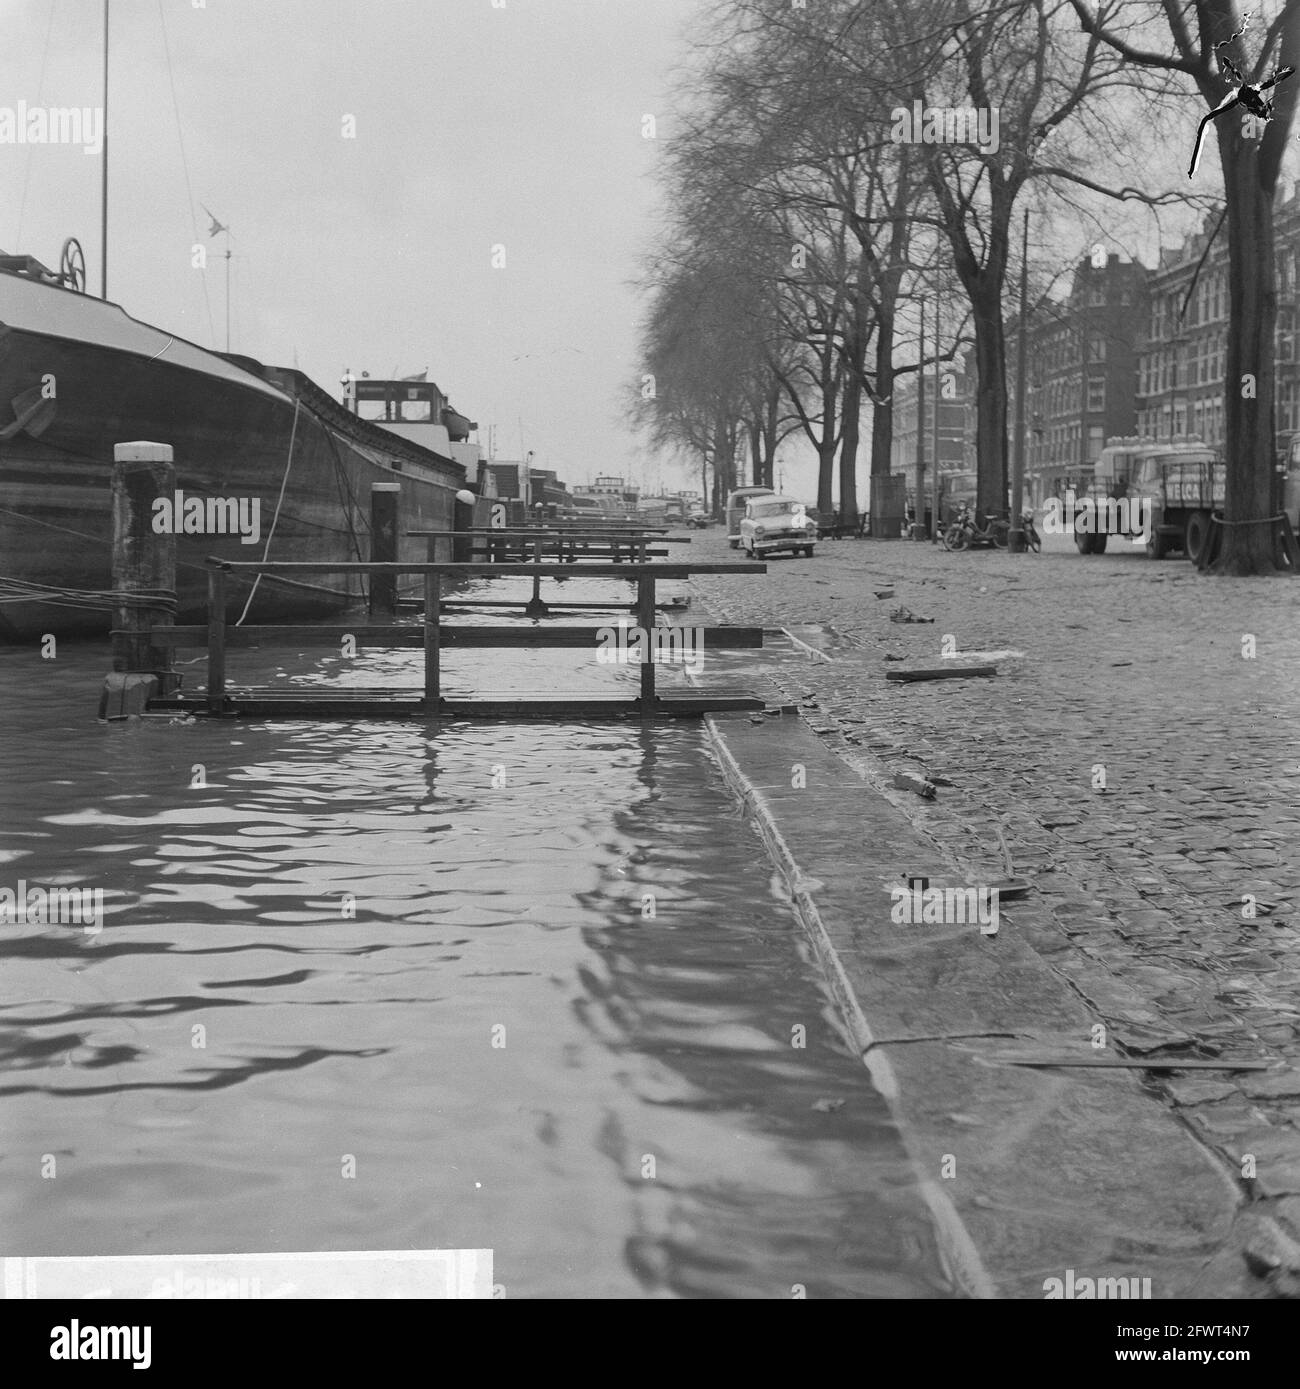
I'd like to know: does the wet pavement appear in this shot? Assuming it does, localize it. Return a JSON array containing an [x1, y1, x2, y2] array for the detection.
[[687, 524, 1300, 1296]]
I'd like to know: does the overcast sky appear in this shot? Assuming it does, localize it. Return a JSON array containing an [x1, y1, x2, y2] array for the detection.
[[5, 1, 1277, 506], [2, 0, 713, 493]]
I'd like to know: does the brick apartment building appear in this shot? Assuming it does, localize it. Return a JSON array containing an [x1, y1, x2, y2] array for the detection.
[[1011, 251, 1147, 503], [1136, 184, 1300, 467]]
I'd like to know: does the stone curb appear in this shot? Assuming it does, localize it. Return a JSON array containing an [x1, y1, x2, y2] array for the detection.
[[705, 705, 1245, 1299]]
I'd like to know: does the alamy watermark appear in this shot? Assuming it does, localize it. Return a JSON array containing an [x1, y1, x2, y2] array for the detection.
[[49, 1322, 150, 1369], [0, 102, 103, 154], [0, 880, 102, 934], [890, 880, 999, 935], [152, 490, 262, 545], [596, 624, 705, 675], [890, 100, 1000, 154], [1043, 489, 1151, 542], [149, 1267, 265, 1299], [1043, 1268, 1152, 1299]]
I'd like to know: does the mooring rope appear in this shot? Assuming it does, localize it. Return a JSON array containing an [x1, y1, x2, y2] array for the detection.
[[0, 576, 177, 612], [235, 396, 301, 626], [0, 505, 112, 548]]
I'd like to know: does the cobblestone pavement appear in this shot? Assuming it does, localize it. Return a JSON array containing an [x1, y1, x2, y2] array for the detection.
[[690, 527, 1300, 1288]]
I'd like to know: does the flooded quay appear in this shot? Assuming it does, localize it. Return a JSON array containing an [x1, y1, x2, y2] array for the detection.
[[0, 639, 953, 1299]]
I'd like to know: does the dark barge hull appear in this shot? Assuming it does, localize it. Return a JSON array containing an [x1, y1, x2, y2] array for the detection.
[[0, 272, 465, 640]]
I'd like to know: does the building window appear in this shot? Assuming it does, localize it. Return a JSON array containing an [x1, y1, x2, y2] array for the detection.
[[1089, 336, 1106, 362], [1088, 377, 1105, 412]]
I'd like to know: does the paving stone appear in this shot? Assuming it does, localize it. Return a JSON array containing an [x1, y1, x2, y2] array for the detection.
[[1243, 1069, 1300, 1100], [1271, 1196, 1300, 1242], [1229, 1128, 1300, 1165], [1165, 1079, 1241, 1106]]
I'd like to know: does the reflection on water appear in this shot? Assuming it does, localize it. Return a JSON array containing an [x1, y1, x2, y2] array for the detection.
[[0, 643, 953, 1298]]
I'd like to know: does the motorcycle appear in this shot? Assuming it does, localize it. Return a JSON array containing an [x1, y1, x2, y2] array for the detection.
[[942, 502, 1041, 552]]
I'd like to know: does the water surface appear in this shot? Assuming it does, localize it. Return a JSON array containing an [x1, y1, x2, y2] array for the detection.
[[0, 639, 952, 1298]]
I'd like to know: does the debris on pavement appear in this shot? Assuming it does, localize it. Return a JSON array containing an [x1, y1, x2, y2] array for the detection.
[[983, 1053, 1273, 1071], [893, 770, 937, 799]]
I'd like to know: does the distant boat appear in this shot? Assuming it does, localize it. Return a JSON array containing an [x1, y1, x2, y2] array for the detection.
[[0, 252, 471, 639], [571, 474, 639, 520]]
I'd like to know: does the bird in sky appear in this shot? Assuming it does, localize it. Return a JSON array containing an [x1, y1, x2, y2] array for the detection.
[[201, 204, 230, 237]]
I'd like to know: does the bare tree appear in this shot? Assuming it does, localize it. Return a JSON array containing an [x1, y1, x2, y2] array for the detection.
[[1071, 0, 1300, 574]]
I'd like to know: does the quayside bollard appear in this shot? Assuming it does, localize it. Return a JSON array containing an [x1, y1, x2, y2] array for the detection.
[[452, 488, 476, 563], [369, 482, 401, 617], [98, 441, 179, 719]]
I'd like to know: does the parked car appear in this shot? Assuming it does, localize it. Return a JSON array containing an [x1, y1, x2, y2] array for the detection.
[[726, 486, 776, 549], [739, 496, 816, 558], [686, 511, 710, 529], [807, 508, 866, 539]]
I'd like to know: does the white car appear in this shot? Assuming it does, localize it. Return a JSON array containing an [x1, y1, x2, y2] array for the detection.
[[740, 496, 816, 557]]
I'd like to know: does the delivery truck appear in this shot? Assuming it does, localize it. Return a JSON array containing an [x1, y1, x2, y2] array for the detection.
[[1076, 437, 1224, 561]]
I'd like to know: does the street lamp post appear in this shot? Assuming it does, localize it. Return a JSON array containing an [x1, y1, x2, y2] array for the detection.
[[931, 300, 941, 542], [914, 297, 926, 540]]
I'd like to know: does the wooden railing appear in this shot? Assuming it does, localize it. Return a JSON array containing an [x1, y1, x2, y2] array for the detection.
[[147, 556, 769, 719]]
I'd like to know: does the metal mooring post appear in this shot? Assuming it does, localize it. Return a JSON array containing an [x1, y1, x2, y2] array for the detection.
[[525, 534, 548, 617], [369, 482, 401, 616], [637, 572, 657, 707], [98, 441, 178, 719], [424, 572, 441, 709], [207, 564, 227, 716]]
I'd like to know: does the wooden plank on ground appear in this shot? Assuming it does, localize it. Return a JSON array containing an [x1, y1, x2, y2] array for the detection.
[[986, 1054, 1271, 1071], [885, 665, 997, 682]]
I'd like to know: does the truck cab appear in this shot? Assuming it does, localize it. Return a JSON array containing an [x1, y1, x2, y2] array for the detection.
[[1086, 436, 1221, 560]]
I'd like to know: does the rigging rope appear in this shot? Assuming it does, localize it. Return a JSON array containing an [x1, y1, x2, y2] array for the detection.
[[1210, 512, 1285, 526], [156, 0, 218, 348]]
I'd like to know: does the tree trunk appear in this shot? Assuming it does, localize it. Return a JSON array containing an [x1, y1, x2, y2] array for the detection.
[[970, 282, 1009, 519], [747, 419, 762, 490], [817, 437, 837, 513], [761, 385, 779, 489], [721, 419, 738, 499], [838, 373, 861, 521], [869, 307, 895, 480], [1215, 134, 1283, 573], [712, 410, 736, 501]]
